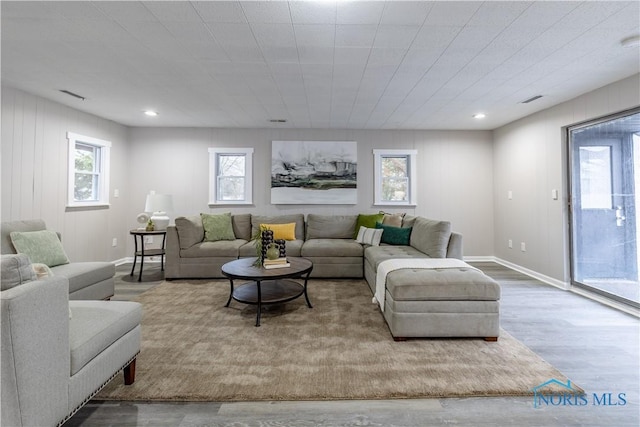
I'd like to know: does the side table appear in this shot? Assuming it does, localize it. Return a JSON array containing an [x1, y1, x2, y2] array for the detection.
[[129, 229, 167, 282]]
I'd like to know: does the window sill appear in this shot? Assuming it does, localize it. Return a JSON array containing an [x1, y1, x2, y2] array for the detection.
[[373, 203, 417, 207], [66, 203, 110, 211]]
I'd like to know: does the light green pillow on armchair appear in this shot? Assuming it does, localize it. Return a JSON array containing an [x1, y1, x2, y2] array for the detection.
[[201, 212, 236, 242], [9, 230, 70, 267]]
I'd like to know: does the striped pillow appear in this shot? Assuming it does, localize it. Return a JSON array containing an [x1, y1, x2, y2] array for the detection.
[[355, 226, 383, 246]]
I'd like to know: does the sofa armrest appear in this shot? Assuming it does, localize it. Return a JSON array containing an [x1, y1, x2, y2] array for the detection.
[[1, 276, 70, 427], [446, 232, 463, 260]]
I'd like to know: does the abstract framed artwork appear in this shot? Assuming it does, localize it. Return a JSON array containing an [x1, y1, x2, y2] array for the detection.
[[271, 140, 357, 204]]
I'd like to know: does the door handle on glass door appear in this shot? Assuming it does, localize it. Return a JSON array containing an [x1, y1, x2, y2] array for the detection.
[[615, 206, 626, 226]]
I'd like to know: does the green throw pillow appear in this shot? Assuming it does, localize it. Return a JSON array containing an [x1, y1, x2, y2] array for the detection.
[[201, 212, 236, 242], [375, 222, 412, 246], [9, 230, 70, 267], [354, 213, 384, 239]]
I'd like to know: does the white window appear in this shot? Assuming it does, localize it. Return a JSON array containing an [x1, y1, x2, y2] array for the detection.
[[373, 149, 417, 206], [67, 132, 111, 207], [208, 147, 253, 205]]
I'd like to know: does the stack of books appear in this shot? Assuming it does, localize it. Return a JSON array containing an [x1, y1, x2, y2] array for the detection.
[[263, 257, 290, 269]]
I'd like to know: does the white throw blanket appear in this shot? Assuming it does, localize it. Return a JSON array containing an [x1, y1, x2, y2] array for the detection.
[[373, 258, 479, 312]]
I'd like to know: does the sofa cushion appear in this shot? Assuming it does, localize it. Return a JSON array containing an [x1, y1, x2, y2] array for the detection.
[[51, 262, 115, 295], [251, 214, 305, 240], [10, 230, 70, 267], [409, 217, 452, 258], [301, 239, 364, 257], [175, 215, 204, 249], [385, 268, 501, 301], [1, 254, 36, 290], [232, 214, 252, 241], [68, 300, 142, 375], [355, 226, 383, 246], [364, 245, 429, 270], [180, 240, 246, 258], [261, 223, 296, 240], [306, 214, 357, 239], [376, 222, 412, 245], [354, 213, 384, 238], [201, 213, 236, 242]]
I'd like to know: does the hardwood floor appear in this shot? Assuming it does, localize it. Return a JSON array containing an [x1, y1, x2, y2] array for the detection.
[[64, 262, 639, 427]]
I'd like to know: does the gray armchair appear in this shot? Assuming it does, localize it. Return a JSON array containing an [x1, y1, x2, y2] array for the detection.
[[1, 254, 141, 426]]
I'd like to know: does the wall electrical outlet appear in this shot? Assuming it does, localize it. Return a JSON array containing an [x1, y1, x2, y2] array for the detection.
[[112, 238, 117, 247], [508, 239, 513, 248], [508, 190, 513, 200], [144, 236, 154, 244], [521, 242, 526, 252]]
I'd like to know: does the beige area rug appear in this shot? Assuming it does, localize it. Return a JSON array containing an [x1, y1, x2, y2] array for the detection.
[[97, 279, 578, 402]]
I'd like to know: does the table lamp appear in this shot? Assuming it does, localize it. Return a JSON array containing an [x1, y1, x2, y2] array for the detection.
[[144, 193, 174, 230]]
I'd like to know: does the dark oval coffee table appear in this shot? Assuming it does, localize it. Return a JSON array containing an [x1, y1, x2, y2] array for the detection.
[[221, 257, 313, 326]]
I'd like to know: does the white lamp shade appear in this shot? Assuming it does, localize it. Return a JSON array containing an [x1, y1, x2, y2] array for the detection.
[[144, 194, 174, 230]]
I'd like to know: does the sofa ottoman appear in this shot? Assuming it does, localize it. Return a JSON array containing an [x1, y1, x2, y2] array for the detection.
[[381, 264, 501, 340]]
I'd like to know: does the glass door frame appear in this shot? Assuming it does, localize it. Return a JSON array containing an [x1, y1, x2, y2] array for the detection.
[[566, 106, 640, 309]]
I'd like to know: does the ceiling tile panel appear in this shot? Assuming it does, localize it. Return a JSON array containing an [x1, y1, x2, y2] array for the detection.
[[206, 23, 258, 48], [251, 23, 296, 47], [94, 2, 158, 22], [293, 24, 335, 47], [290, 2, 336, 24], [241, 2, 292, 24], [335, 25, 378, 47], [144, 2, 201, 22], [337, 1, 385, 25], [424, 2, 481, 26], [191, 2, 247, 23], [298, 46, 334, 65], [373, 25, 421, 49], [380, 2, 433, 25]]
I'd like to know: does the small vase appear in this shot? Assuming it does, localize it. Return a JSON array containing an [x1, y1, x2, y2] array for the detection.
[[266, 243, 280, 260]]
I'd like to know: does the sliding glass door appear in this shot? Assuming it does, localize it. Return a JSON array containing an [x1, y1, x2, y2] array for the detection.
[[568, 109, 640, 307]]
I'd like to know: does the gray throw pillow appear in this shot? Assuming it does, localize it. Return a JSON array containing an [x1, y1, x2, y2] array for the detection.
[[201, 212, 236, 242], [9, 230, 70, 267]]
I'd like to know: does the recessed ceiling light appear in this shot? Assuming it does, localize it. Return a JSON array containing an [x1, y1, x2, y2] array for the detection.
[[621, 35, 640, 48], [144, 110, 158, 117], [473, 113, 486, 119]]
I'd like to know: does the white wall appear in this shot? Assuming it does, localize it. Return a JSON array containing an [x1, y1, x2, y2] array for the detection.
[[127, 127, 494, 257], [493, 74, 640, 283], [1, 86, 131, 262]]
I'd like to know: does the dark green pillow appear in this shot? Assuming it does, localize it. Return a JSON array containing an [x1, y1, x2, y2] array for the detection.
[[354, 213, 384, 239], [375, 222, 412, 246]]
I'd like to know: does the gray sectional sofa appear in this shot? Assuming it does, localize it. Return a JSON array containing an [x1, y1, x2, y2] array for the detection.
[[1, 219, 115, 300], [166, 213, 462, 279], [166, 213, 501, 340]]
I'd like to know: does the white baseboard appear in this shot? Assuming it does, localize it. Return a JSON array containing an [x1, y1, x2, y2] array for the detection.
[[465, 256, 639, 318], [113, 256, 163, 265]]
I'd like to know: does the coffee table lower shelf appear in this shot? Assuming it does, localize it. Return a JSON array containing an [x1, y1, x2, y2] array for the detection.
[[228, 279, 313, 326]]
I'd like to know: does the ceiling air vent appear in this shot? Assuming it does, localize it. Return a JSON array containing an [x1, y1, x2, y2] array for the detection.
[[521, 95, 543, 104], [269, 119, 287, 123], [59, 89, 85, 100]]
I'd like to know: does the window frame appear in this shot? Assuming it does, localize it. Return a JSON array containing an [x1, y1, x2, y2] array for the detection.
[[67, 132, 111, 208], [373, 149, 417, 206], [208, 147, 254, 205]]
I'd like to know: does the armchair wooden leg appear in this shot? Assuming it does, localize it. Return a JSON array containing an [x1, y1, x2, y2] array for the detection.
[[123, 358, 136, 385]]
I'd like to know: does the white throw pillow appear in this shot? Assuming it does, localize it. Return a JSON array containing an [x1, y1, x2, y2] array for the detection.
[[355, 226, 383, 246]]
